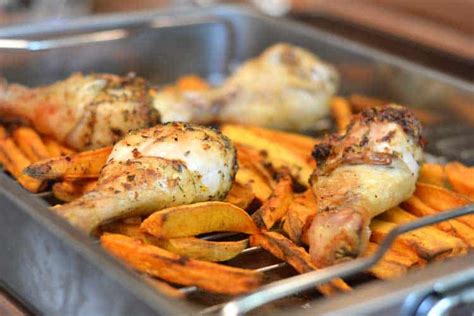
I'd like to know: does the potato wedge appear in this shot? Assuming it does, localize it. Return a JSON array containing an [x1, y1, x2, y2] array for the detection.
[[418, 163, 447, 187], [370, 219, 466, 260], [221, 124, 316, 185], [141, 201, 258, 238], [259, 170, 293, 229], [102, 219, 246, 261], [224, 182, 256, 209], [445, 162, 474, 198], [101, 234, 261, 295], [415, 183, 474, 228], [158, 237, 248, 262], [12, 127, 50, 162], [250, 231, 350, 295], [330, 96, 352, 133], [25, 146, 111, 180], [52, 180, 97, 202]]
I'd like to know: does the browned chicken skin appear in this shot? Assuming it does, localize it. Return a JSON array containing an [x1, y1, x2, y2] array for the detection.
[[0, 73, 159, 150], [308, 105, 423, 267]]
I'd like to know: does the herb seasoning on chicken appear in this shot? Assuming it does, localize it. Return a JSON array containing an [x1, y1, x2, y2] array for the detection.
[[53, 122, 237, 234], [308, 104, 423, 267], [0, 73, 159, 150]]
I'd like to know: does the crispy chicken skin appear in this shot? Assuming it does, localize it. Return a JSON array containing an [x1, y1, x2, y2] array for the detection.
[[0, 73, 159, 150], [53, 122, 237, 234], [153, 43, 339, 131], [308, 105, 423, 267]]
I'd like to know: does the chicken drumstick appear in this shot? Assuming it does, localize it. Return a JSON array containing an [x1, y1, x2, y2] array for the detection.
[[53, 122, 236, 234], [308, 104, 423, 267]]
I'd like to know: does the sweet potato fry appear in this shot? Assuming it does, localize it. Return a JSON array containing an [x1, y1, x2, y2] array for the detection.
[[348, 94, 440, 125], [12, 127, 50, 162], [52, 180, 97, 202], [259, 170, 293, 229], [25, 146, 111, 180], [283, 190, 317, 245], [101, 234, 262, 295], [224, 182, 256, 209], [176, 74, 210, 91], [0, 125, 7, 139], [102, 218, 246, 261], [445, 162, 474, 198], [402, 196, 474, 247], [42, 136, 64, 157], [221, 124, 316, 185], [141, 201, 258, 239], [363, 243, 407, 279], [349, 94, 385, 112], [250, 231, 350, 295], [415, 183, 474, 228], [143, 276, 185, 298], [235, 162, 273, 202], [370, 219, 466, 260], [330, 96, 352, 133], [418, 163, 447, 187], [0, 138, 44, 192], [58, 143, 76, 156], [158, 237, 248, 262]]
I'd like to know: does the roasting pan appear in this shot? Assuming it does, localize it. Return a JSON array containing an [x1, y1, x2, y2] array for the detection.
[[0, 5, 473, 316]]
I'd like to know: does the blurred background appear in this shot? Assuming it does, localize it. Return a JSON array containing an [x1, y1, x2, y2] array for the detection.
[[0, 0, 473, 80]]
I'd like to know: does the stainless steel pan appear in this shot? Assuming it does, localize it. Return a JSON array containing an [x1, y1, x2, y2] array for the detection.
[[0, 5, 473, 315]]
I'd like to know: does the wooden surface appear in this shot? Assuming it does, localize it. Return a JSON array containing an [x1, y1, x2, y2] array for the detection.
[[292, 0, 474, 60]]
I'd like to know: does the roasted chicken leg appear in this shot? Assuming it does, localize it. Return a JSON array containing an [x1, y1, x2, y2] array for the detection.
[[0, 73, 159, 150], [53, 122, 237, 234], [153, 43, 339, 131], [308, 105, 423, 267]]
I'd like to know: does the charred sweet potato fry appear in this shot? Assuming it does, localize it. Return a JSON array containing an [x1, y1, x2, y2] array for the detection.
[[101, 234, 262, 295], [141, 201, 259, 239], [221, 124, 316, 185], [259, 170, 293, 230], [330, 96, 352, 133], [25, 146, 112, 180], [283, 190, 317, 245], [415, 183, 474, 228], [445, 162, 474, 198], [250, 231, 350, 295], [235, 162, 273, 202], [12, 127, 50, 162]]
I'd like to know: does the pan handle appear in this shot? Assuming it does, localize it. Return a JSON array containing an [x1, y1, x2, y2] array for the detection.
[[0, 15, 236, 54]]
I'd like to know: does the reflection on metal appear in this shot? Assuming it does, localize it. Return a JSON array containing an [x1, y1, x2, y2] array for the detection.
[[0, 29, 128, 51]]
